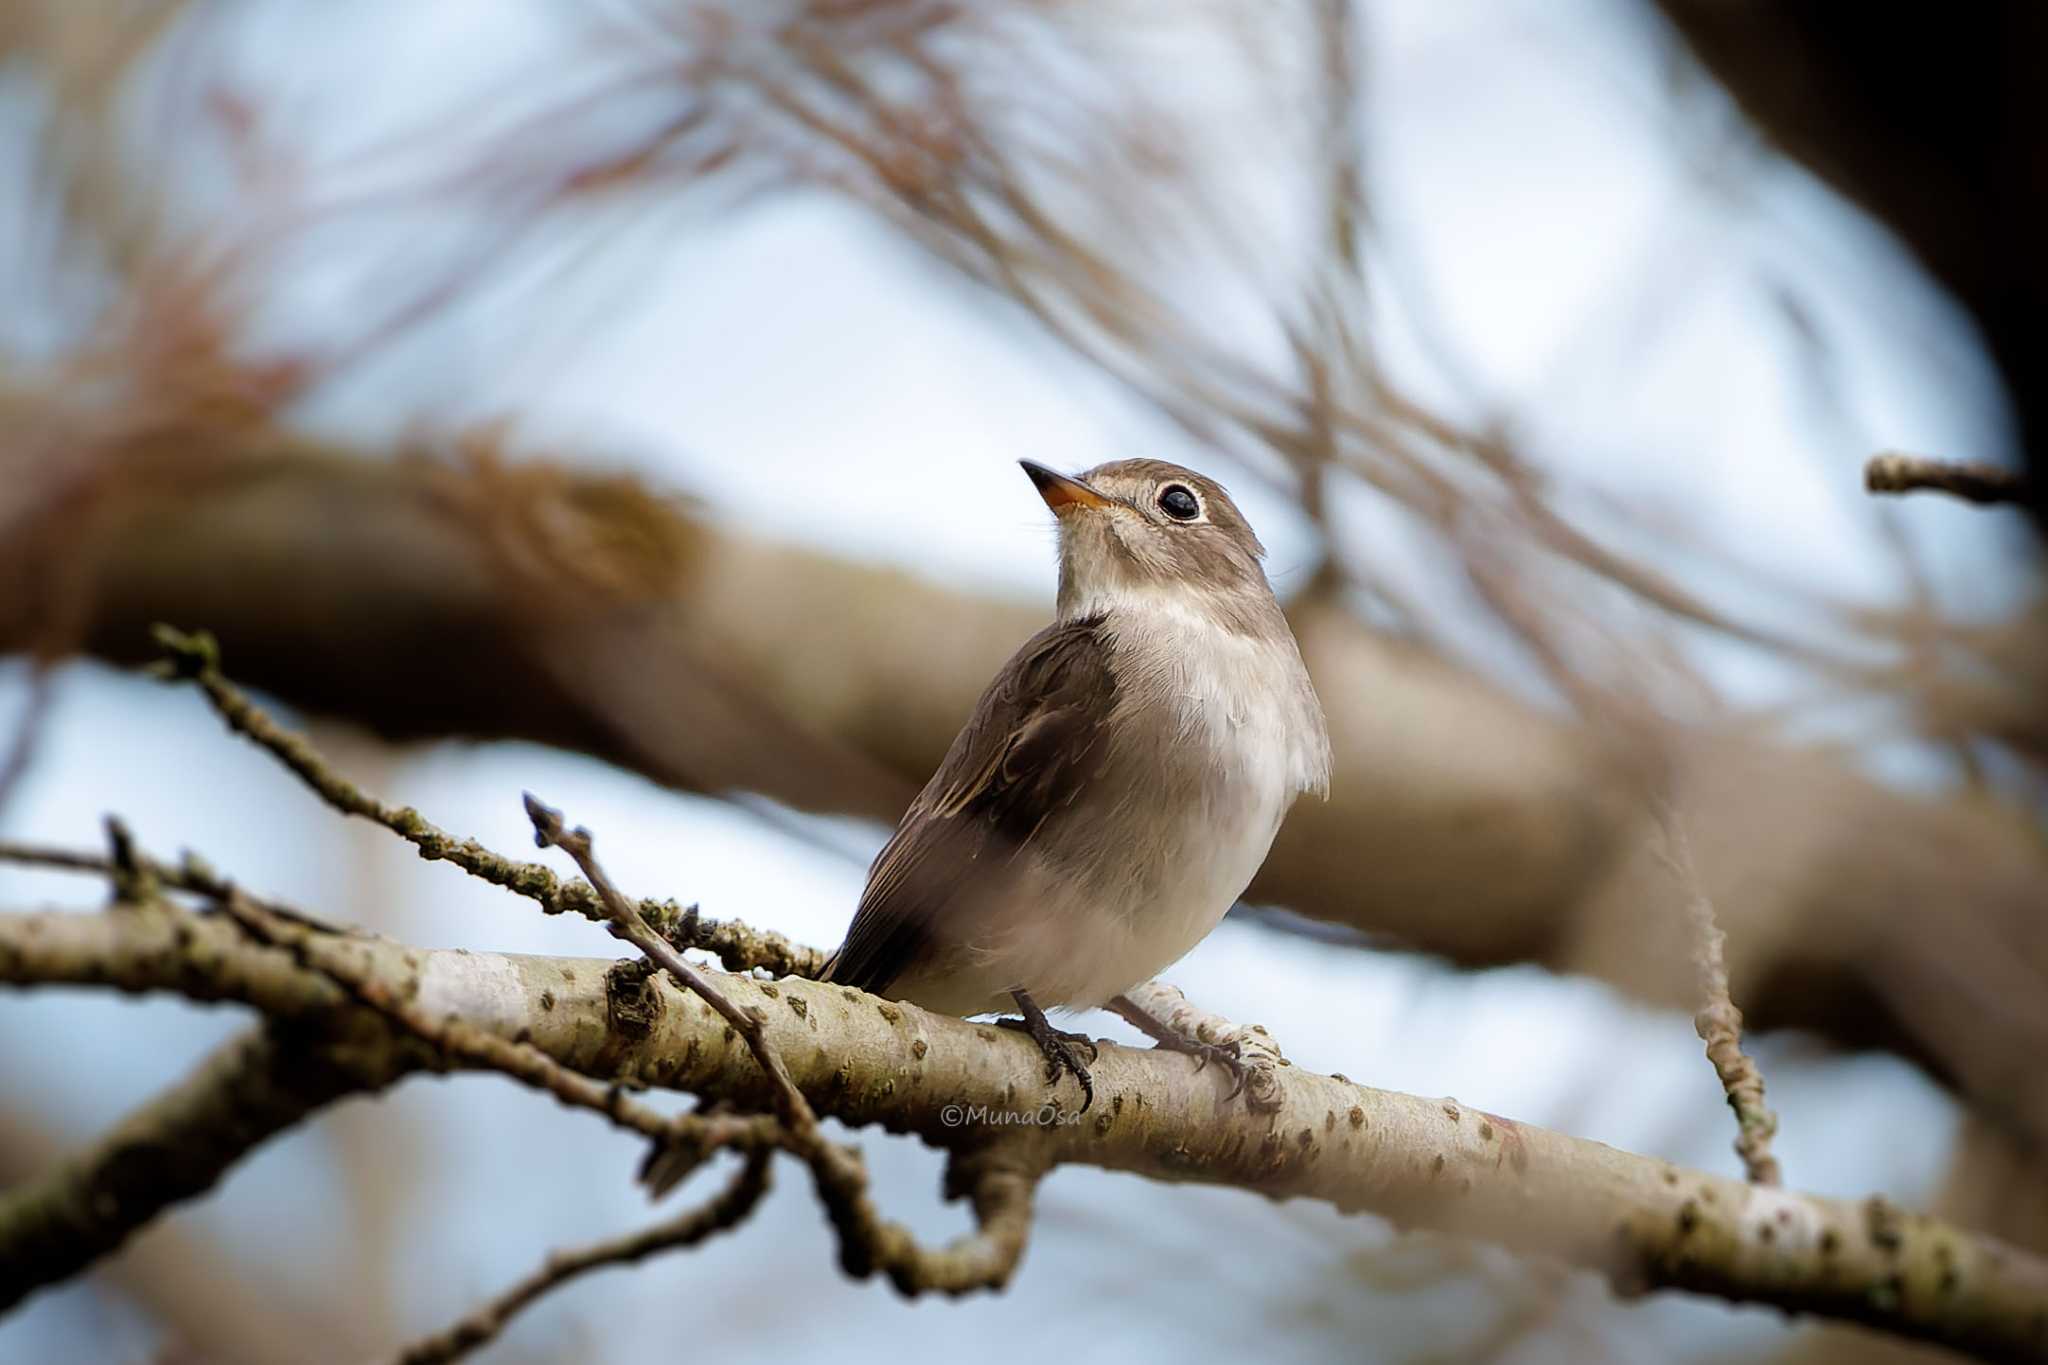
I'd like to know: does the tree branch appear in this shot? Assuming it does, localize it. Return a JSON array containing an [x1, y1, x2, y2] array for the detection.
[[0, 1021, 400, 1312], [1654, 800, 1781, 1186], [142, 639, 1048, 1296], [149, 624, 822, 981], [0, 1106, 379, 1363], [516, 790, 1047, 1295], [212, 886, 778, 1192], [1866, 454, 2033, 506], [4, 902, 2045, 1361], [1112, 979, 1289, 1114], [519, 791, 816, 1134], [392, 1147, 774, 1365], [13, 452, 2044, 1148]]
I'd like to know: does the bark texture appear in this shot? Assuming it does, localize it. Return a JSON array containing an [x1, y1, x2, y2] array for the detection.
[[4, 903, 2046, 1362]]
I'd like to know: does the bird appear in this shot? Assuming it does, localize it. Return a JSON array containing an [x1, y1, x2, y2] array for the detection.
[[823, 458, 1330, 1110]]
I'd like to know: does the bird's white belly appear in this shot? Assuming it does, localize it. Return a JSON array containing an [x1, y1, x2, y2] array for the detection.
[[900, 715, 1293, 1017], [1017, 676, 1298, 1012], [1049, 783, 1285, 1012]]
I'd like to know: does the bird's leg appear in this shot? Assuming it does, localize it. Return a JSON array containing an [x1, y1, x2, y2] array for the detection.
[[1108, 992, 1250, 1102], [997, 987, 1097, 1112]]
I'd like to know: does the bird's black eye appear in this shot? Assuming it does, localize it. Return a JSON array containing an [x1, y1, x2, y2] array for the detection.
[[1157, 484, 1200, 521]]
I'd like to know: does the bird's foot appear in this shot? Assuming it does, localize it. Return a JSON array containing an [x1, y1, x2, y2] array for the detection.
[[1000, 988, 1097, 1112], [1147, 1033, 1250, 1103], [1107, 986, 1281, 1110]]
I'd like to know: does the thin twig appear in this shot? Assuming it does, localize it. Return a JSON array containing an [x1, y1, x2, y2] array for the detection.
[[1652, 799, 1782, 1185], [145, 629, 1042, 1295], [0, 1024, 386, 1312], [0, 836, 349, 935], [522, 790, 1046, 1294], [213, 886, 776, 1188], [392, 1148, 773, 1365], [522, 793, 818, 1130], [1865, 453, 2031, 506], [147, 624, 823, 978], [0, 840, 107, 876]]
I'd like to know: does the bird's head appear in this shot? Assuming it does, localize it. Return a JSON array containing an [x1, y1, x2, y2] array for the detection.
[[1020, 458, 1274, 628]]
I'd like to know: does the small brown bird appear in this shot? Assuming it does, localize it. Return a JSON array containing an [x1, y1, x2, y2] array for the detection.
[[824, 459, 1330, 1108]]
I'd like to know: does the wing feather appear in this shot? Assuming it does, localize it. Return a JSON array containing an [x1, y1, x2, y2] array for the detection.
[[824, 615, 1115, 997]]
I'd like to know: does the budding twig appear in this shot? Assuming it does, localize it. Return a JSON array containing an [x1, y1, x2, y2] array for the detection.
[[1652, 799, 1781, 1186], [146, 628, 1045, 1297], [520, 791, 1047, 1293], [212, 886, 776, 1186], [148, 623, 823, 977]]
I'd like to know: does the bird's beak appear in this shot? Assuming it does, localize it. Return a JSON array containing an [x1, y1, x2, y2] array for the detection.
[[1020, 461, 1115, 514]]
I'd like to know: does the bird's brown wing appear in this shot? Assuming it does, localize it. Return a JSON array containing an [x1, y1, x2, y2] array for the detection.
[[824, 614, 1117, 999]]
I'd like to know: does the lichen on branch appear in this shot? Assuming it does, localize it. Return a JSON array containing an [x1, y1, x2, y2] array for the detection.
[[149, 623, 823, 979], [4, 899, 2046, 1362], [0, 637, 2041, 1362]]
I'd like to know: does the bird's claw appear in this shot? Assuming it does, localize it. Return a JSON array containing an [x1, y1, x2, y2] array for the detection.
[[1038, 1033, 1097, 1112], [1161, 1035, 1249, 1102], [997, 1015, 1097, 1112]]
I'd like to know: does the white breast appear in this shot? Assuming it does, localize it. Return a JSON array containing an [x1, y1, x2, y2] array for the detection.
[[1090, 585, 1329, 797], [1040, 591, 1329, 1009]]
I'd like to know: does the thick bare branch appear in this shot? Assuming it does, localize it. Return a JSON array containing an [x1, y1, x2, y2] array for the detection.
[[4, 903, 2045, 1361], [212, 886, 778, 1188], [0, 1021, 398, 1312], [518, 789, 1046, 1296], [145, 643, 1044, 1294], [520, 792, 817, 1132], [0, 1108, 375, 1363]]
